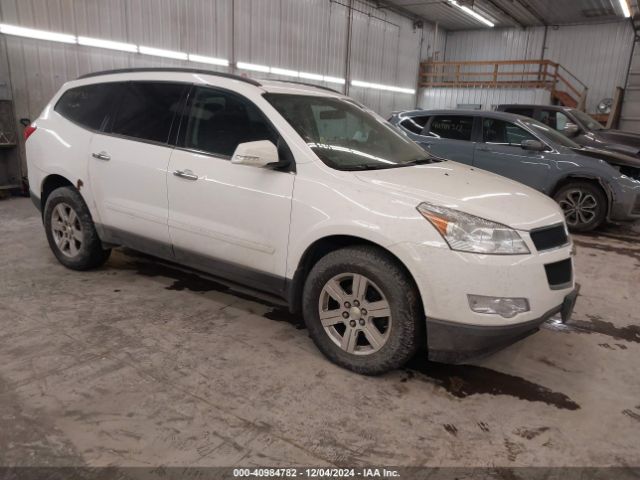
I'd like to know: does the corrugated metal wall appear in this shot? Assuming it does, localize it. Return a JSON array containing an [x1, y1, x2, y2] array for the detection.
[[620, 38, 640, 132], [419, 87, 550, 110], [544, 22, 634, 113], [0, 0, 427, 175], [443, 28, 544, 62], [431, 21, 634, 114]]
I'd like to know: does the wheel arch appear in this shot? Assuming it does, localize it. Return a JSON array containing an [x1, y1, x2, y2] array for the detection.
[[40, 174, 76, 214], [550, 174, 613, 218], [286, 235, 423, 318]]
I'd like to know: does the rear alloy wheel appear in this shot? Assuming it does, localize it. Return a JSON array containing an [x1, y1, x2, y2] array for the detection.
[[51, 203, 84, 257], [554, 181, 607, 232], [44, 186, 111, 270], [303, 246, 422, 375]]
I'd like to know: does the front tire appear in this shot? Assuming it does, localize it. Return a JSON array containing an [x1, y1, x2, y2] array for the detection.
[[302, 246, 422, 375], [553, 181, 607, 232], [43, 186, 111, 270]]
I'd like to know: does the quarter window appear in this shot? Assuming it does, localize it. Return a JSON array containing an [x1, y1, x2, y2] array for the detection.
[[483, 118, 536, 145], [111, 82, 187, 143], [429, 116, 474, 141], [55, 83, 121, 130], [180, 87, 278, 157], [539, 110, 570, 131], [399, 116, 429, 134]]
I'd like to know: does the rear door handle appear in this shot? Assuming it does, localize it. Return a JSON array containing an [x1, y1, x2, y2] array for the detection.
[[173, 169, 199, 181], [92, 151, 111, 161], [476, 146, 490, 152]]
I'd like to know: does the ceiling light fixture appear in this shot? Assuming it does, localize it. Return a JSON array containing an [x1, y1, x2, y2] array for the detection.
[[618, 0, 631, 18], [237, 62, 270, 73], [323, 76, 346, 85], [188, 53, 229, 66], [78, 36, 137, 53], [447, 0, 495, 27], [270, 67, 299, 77], [0, 23, 76, 43], [299, 71, 324, 81], [351, 80, 415, 95], [139, 46, 188, 60]]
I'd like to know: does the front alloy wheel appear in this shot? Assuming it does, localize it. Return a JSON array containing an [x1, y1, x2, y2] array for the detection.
[[558, 189, 598, 227], [302, 246, 422, 375], [554, 181, 607, 232], [319, 273, 392, 355]]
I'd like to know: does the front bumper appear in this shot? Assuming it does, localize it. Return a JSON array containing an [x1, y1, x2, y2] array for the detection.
[[388, 237, 576, 363], [608, 175, 640, 221], [427, 287, 579, 363]]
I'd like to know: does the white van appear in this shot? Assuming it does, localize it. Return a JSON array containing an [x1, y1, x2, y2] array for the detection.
[[25, 68, 577, 374]]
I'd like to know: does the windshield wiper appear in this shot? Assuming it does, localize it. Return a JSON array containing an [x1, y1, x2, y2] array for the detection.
[[339, 164, 396, 171], [402, 157, 438, 166]]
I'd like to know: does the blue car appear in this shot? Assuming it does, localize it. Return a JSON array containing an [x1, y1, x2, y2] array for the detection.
[[389, 109, 640, 232]]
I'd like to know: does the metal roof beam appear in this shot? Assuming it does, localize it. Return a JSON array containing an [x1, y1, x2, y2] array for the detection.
[[374, 0, 443, 27], [482, 0, 526, 27], [511, 0, 547, 25]]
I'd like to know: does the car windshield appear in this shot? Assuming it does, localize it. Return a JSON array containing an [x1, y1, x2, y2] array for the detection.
[[263, 93, 435, 170], [569, 109, 604, 131], [521, 118, 581, 149]]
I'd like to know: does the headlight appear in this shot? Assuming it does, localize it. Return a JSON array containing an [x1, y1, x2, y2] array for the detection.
[[417, 202, 530, 255]]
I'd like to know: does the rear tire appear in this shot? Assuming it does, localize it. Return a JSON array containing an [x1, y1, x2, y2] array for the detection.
[[553, 181, 607, 232], [302, 246, 422, 375], [43, 186, 111, 270]]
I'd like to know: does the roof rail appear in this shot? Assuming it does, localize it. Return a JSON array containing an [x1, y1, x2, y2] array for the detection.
[[269, 79, 343, 95], [77, 68, 262, 87]]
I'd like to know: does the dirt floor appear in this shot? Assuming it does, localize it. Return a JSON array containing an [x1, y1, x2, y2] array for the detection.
[[0, 196, 639, 469]]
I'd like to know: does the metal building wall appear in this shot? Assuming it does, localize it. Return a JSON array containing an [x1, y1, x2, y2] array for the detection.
[[443, 27, 544, 62], [420, 87, 550, 110], [619, 38, 640, 132], [544, 21, 634, 113], [427, 21, 634, 114], [0, 0, 426, 175]]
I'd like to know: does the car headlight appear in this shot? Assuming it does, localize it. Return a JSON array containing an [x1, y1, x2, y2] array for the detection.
[[417, 202, 530, 255]]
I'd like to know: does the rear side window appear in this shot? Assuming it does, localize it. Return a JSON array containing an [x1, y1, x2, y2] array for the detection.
[[180, 87, 278, 157], [504, 107, 534, 118], [55, 83, 120, 130], [483, 118, 536, 145], [428, 116, 474, 141], [399, 116, 429, 134], [111, 82, 187, 144]]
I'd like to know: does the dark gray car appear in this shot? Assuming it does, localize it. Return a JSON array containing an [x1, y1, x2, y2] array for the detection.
[[496, 104, 640, 158], [389, 109, 640, 231]]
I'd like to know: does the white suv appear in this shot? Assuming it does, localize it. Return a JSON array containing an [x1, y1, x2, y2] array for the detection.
[[25, 68, 578, 374]]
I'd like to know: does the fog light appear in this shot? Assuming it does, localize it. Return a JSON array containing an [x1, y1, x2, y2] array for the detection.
[[467, 295, 530, 318]]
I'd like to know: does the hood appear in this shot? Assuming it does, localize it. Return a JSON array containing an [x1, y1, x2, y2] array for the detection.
[[354, 161, 564, 231], [593, 130, 640, 155], [571, 146, 640, 169]]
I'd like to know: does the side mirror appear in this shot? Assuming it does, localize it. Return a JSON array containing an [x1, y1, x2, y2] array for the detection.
[[563, 122, 579, 137], [521, 139, 546, 151], [231, 140, 280, 168]]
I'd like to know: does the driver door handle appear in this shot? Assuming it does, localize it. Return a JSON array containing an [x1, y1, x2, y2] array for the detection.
[[173, 169, 199, 181], [92, 151, 111, 161]]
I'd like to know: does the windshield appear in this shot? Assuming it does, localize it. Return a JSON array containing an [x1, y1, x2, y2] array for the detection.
[[263, 93, 434, 170], [569, 109, 604, 131], [521, 118, 581, 149]]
